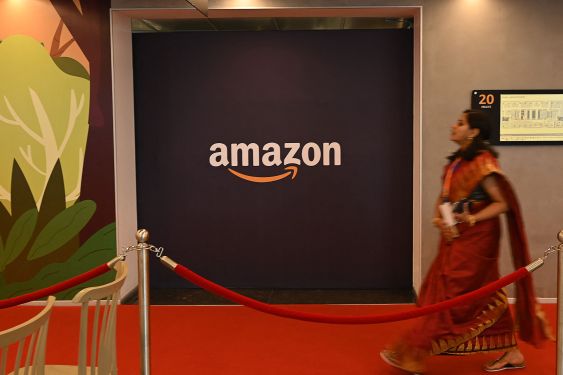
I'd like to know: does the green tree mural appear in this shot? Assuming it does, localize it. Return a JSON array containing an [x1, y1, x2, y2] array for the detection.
[[0, 35, 115, 299]]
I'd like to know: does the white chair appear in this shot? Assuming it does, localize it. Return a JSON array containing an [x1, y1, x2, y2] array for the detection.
[[45, 262, 127, 375], [0, 295, 56, 375]]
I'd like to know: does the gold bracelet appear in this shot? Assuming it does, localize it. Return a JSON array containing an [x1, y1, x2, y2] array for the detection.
[[467, 215, 477, 227]]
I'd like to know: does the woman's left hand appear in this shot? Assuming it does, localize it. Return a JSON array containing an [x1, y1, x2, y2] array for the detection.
[[453, 202, 471, 224]]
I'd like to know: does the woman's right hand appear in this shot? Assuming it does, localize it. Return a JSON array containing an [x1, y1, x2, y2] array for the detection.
[[433, 218, 455, 242]]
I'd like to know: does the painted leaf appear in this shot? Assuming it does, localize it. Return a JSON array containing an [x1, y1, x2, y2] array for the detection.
[[0, 222, 116, 300], [53, 56, 90, 80], [0, 202, 11, 242], [77, 222, 116, 257], [10, 160, 37, 219], [27, 200, 96, 261], [0, 208, 38, 271], [37, 159, 66, 230], [0, 235, 4, 261]]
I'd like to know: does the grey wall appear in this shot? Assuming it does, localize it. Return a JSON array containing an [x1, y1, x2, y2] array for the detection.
[[419, 0, 563, 297], [352, 0, 563, 297]]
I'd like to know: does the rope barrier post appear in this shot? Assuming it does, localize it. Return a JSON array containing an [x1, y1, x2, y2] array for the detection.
[[557, 230, 563, 375], [137, 229, 151, 375]]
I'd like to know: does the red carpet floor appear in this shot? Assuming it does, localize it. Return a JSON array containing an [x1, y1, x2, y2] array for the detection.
[[0, 303, 557, 374]]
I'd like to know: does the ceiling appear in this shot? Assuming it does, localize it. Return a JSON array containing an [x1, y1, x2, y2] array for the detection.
[[131, 17, 414, 32]]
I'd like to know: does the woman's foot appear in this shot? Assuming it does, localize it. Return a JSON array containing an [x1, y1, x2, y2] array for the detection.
[[483, 349, 526, 372], [380, 350, 424, 374]]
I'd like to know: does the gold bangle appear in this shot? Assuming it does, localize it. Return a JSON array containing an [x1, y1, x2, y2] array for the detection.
[[467, 215, 477, 227]]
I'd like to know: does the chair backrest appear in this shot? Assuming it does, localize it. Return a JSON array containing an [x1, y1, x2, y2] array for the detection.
[[0, 295, 56, 375], [73, 261, 127, 375]]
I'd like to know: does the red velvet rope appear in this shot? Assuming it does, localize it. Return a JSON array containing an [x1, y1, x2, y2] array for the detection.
[[172, 262, 530, 324], [0, 263, 111, 309]]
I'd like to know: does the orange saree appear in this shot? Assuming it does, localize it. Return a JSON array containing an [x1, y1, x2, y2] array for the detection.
[[387, 151, 550, 374]]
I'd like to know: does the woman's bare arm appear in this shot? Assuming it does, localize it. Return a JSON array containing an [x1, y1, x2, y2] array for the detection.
[[455, 174, 508, 225]]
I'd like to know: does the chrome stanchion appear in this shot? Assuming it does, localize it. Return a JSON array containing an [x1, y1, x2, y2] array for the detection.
[[558, 230, 563, 375], [137, 229, 151, 375], [120, 230, 165, 375]]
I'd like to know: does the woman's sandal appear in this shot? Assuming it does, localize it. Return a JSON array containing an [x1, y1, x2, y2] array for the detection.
[[380, 350, 423, 374], [483, 352, 526, 372]]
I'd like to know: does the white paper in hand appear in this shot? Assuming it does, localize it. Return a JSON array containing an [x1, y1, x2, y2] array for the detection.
[[439, 202, 457, 227]]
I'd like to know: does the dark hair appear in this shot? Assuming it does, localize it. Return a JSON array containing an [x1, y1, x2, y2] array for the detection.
[[447, 109, 498, 161]]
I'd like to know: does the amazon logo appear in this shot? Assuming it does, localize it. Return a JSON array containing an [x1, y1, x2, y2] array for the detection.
[[209, 142, 342, 183]]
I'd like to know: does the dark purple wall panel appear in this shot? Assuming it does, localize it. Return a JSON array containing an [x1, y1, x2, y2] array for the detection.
[[133, 30, 413, 289]]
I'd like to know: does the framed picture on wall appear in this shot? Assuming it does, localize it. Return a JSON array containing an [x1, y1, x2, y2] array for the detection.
[[472, 89, 563, 145]]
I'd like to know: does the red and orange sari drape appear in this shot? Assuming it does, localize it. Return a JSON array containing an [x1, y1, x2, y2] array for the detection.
[[389, 151, 550, 374]]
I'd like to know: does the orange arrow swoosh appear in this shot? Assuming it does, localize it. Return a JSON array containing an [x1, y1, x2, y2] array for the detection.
[[227, 166, 298, 183]]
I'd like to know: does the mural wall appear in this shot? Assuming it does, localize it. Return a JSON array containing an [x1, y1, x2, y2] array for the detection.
[[0, 0, 115, 299]]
